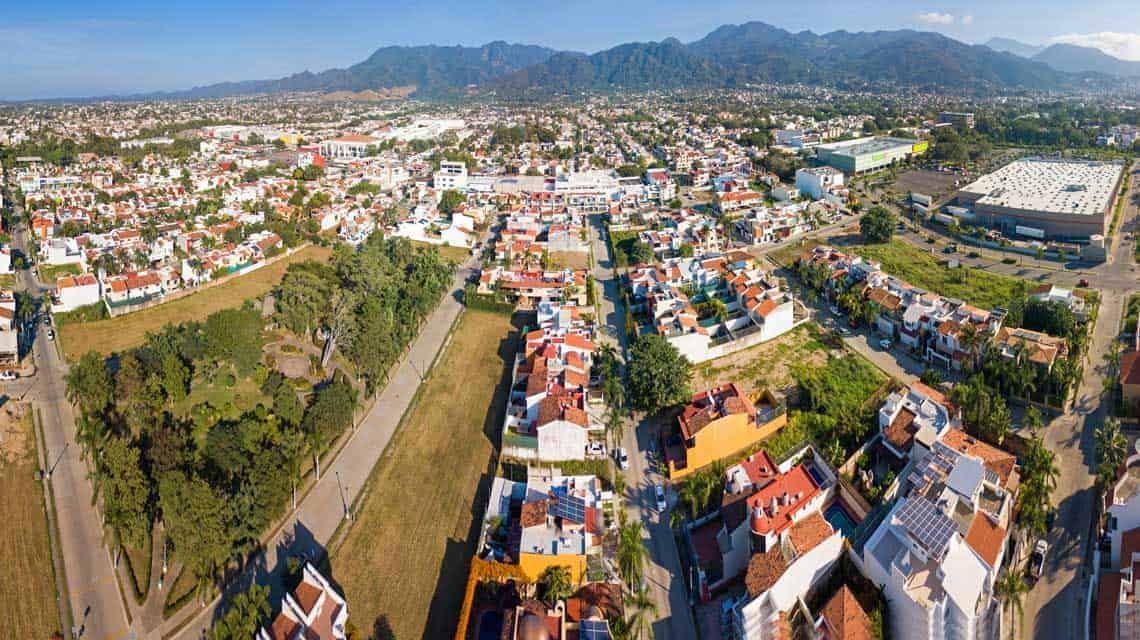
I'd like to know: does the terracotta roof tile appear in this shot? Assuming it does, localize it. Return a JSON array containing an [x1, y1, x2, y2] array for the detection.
[[964, 513, 1005, 568], [818, 586, 876, 640]]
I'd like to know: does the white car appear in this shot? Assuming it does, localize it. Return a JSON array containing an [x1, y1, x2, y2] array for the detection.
[[879, 338, 893, 350], [654, 485, 667, 512], [46, 329, 55, 341], [615, 448, 630, 471], [0, 370, 17, 381], [1029, 539, 1048, 580], [586, 441, 606, 459]]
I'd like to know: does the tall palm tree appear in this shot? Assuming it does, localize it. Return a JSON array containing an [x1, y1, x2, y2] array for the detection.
[[958, 322, 982, 372], [1096, 418, 1129, 485], [624, 582, 659, 640], [994, 569, 1028, 638], [616, 519, 648, 589]]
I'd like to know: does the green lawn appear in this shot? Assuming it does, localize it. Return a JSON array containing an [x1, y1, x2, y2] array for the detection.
[[59, 245, 330, 360], [332, 310, 517, 640], [38, 262, 81, 283], [0, 406, 61, 639], [410, 240, 471, 264], [172, 367, 271, 446], [852, 239, 1025, 310]]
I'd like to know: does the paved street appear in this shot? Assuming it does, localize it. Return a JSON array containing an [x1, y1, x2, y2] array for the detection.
[[6, 213, 132, 640], [1023, 163, 1140, 640], [588, 214, 697, 640]]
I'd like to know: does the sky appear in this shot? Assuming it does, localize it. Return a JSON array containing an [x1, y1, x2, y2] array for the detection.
[[3, 0, 1139, 100]]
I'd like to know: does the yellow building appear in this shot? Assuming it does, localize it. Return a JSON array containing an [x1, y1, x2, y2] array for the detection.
[[666, 383, 786, 479]]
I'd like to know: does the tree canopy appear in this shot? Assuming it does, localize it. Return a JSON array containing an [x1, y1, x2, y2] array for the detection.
[[859, 206, 896, 244], [627, 335, 692, 414]]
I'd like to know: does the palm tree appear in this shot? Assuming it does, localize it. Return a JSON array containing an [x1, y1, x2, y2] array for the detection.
[[616, 518, 648, 588], [539, 565, 574, 606], [958, 322, 982, 372], [1096, 418, 1129, 485], [624, 582, 659, 640], [994, 569, 1028, 638]]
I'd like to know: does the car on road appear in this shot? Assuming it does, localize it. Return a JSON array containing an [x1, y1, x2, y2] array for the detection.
[[654, 484, 667, 512], [616, 448, 630, 471], [0, 370, 17, 381], [879, 338, 892, 350], [943, 244, 958, 254], [837, 327, 852, 337], [586, 441, 606, 459], [46, 329, 55, 341], [43, 314, 51, 326], [1029, 539, 1048, 581]]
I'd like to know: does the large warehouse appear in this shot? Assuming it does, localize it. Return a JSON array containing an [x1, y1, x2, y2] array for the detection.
[[956, 158, 1125, 240], [815, 136, 929, 174]]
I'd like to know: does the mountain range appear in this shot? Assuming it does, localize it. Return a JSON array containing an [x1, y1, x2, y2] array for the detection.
[[984, 37, 1140, 78], [156, 23, 1139, 100]]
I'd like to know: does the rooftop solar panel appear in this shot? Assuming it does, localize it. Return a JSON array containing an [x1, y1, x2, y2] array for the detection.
[[896, 495, 957, 559], [579, 619, 611, 640]]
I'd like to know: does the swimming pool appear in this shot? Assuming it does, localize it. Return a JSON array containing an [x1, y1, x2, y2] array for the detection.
[[824, 502, 858, 539]]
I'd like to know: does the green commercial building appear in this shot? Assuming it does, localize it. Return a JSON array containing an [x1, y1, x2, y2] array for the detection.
[[815, 136, 928, 174]]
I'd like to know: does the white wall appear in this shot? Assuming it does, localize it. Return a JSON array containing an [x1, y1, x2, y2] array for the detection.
[[537, 421, 587, 461]]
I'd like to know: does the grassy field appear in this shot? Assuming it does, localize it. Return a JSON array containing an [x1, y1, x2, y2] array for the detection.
[[411, 240, 471, 264], [0, 406, 61, 639], [332, 310, 517, 640], [39, 262, 81, 283], [693, 323, 830, 398], [852, 239, 1024, 310], [59, 245, 330, 360]]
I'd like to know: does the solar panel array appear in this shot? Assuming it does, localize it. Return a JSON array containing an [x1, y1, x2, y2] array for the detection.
[[551, 487, 587, 524], [579, 619, 611, 640], [897, 496, 957, 559]]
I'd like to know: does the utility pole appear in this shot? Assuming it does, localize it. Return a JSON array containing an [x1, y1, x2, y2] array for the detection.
[[335, 470, 351, 521]]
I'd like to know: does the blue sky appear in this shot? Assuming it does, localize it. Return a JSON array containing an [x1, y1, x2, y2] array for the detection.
[[2, 0, 1138, 99]]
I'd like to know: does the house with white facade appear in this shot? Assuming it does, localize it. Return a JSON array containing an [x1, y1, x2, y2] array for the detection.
[[257, 562, 348, 640], [53, 274, 101, 312]]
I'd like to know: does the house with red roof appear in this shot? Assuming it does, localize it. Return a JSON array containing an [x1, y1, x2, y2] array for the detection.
[[257, 562, 348, 640]]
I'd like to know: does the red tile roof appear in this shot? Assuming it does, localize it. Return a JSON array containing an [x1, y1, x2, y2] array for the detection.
[[964, 513, 1005, 568], [818, 586, 876, 640]]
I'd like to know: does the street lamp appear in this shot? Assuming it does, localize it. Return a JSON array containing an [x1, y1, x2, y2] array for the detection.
[[335, 470, 351, 521], [45, 442, 68, 480]]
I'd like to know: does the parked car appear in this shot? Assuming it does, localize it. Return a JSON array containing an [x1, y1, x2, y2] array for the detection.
[[837, 327, 852, 337], [943, 244, 958, 254], [46, 329, 55, 341], [879, 338, 893, 349], [586, 441, 606, 459], [654, 485, 667, 512], [43, 314, 51, 326], [0, 370, 17, 381], [1078, 278, 1090, 288], [1029, 539, 1048, 580], [616, 448, 629, 471]]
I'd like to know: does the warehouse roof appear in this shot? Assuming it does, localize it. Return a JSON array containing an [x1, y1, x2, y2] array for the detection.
[[960, 158, 1123, 217], [817, 136, 917, 158]]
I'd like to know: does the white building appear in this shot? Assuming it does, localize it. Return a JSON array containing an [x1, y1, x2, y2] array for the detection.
[[862, 495, 999, 640], [257, 562, 348, 640], [795, 167, 846, 200], [433, 161, 468, 190], [320, 135, 378, 160], [54, 274, 101, 313]]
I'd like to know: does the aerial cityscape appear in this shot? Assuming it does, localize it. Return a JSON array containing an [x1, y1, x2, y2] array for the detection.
[[2, 3, 1140, 640]]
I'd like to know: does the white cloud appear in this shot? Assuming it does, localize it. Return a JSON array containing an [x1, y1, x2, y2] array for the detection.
[[916, 12, 956, 25], [1052, 32, 1140, 61], [960, 14, 974, 26]]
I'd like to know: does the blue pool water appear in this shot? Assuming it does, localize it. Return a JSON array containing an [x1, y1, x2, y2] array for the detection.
[[824, 502, 858, 539]]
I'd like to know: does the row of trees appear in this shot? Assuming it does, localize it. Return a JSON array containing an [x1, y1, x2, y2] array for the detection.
[[273, 235, 455, 394], [66, 305, 357, 597]]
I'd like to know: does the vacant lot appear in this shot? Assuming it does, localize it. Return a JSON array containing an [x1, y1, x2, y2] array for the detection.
[[892, 169, 962, 201], [850, 238, 1024, 310], [59, 245, 330, 359], [0, 403, 60, 639], [39, 262, 81, 283], [693, 323, 831, 398], [411, 240, 471, 264], [333, 310, 517, 640]]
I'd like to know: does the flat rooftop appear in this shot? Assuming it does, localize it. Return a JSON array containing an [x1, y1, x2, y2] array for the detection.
[[818, 136, 916, 158], [960, 158, 1124, 217]]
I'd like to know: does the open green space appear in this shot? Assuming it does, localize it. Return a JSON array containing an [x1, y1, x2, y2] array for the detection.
[[58, 245, 330, 360], [0, 406, 61, 639], [38, 262, 81, 283], [411, 239, 470, 264], [333, 310, 517, 640], [852, 239, 1025, 310]]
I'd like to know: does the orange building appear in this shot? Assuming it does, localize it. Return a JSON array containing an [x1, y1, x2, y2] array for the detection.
[[666, 383, 786, 479]]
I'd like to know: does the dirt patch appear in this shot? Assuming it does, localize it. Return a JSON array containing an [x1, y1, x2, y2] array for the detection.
[[549, 251, 590, 270], [0, 402, 32, 464], [692, 323, 830, 400], [892, 170, 962, 201]]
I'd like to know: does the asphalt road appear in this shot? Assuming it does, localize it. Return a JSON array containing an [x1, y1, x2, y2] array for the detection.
[[8, 218, 132, 640], [1023, 164, 1140, 640], [588, 214, 697, 640]]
